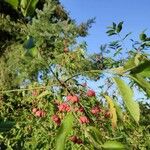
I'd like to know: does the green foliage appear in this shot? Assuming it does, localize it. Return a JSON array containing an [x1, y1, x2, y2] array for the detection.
[[5, 0, 19, 9], [56, 113, 74, 150], [0, 0, 150, 149], [5, 0, 39, 16], [102, 141, 125, 150], [113, 77, 140, 124], [129, 74, 150, 97], [106, 21, 123, 36]]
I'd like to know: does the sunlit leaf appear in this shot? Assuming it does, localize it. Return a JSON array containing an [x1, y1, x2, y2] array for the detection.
[[104, 95, 117, 129], [102, 141, 125, 149], [37, 90, 51, 99], [113, 77, 140, 124], [20, 0, 39, 16], [131, 60, 150, 77], [85, 129, 102, 149], [5, 0, 19, 9], [56, 113, 74, 150]]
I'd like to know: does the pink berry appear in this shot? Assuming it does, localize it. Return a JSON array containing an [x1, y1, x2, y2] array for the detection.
[[40, 111, 46, 117], [67, 95, 79, 103], [66, 95, 73, 101], [91, 107, 100, 115], [32, 108, 37, 113], [51, 115, 61, 125], [69, 136, 78, 143], [35, 110, 42, 117], [71, 95, 79, 103], [69, 136, 82, 144], [79, 116, 89, 124], [86, 89, 96, 97], [58, 103, 71, 112]]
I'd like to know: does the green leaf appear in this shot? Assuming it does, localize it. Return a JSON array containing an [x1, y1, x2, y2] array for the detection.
[[102, 141, 125, 150], [113, 101, 124, 122], [85, 128, 102, 149], [123, 53, 143, 71], [113, 77, 140, 124], [129, 74, 150, 97], [37, 90, 51, 99], [0, 120, 15, 132], [56, 113, 74, 150], [131, 60, 150, 77], [114, 48, 122, 57], [116, 22, 123, 33], [29, 47, 38, 57], [122, 32, 132, 40], [140, 32, 147, 41], [124, 57, 136, 71], [104, 95, 117, 129], [20, 0, 39, 16], [106, 30, 116, 36], [24, 36, 35, 49], [86, 126, 103, 144], [112, 22, 116, 29], [5, 0, 19, 9]]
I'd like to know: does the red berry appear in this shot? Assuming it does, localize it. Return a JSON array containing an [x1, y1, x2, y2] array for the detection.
[[91, 106, 100, 115], [35, 110, 42, 117], [71, 95, 79, 103], [76, 139, 83, 144], [79, 116, 89, 124], [32, 108, 37, 113], [69, 136, 82, 144], [40, 111, 46, 117], [69, 136, 78, 143], [58, 103, 71, 112], [86, 89, 96, 97], [67, 95, 79, 103], [66, 95, 72, 101], [34, 110, 46, 117], [74, 106, 84, 112], [79, 106, 84, 112], [51, 115, 61, 125], [104, 111, 110, 118]]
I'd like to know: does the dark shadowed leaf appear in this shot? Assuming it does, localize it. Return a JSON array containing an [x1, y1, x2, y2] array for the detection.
[[129, 74, 150, 97], [116, 22, 123, 33]]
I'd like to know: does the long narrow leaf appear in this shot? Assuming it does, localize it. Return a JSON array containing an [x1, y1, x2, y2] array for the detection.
[[102, 141, 125, 150], [56, 113, 74, 150], [129, 74, 150, 97], [113, 77, 140, 124], [104, 95, 117, 129]]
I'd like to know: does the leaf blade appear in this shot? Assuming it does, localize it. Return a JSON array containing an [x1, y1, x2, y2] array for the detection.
[[56, 113, 74, 150], [113, 77, 140, 124]]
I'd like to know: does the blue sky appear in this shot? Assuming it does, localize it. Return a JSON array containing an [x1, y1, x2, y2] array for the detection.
[[59, 0, 150, 101], [60, 0, 150, 54]]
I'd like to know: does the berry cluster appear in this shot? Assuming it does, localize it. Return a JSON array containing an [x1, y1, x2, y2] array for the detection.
[[32, 108, 46, 118]]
